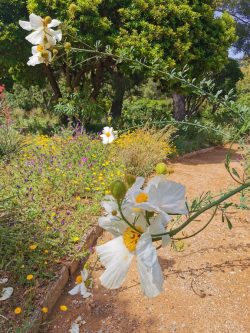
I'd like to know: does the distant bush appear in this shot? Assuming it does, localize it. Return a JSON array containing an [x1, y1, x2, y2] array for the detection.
[[121, 98, 172, 128], [12, 108, 60, 135], [6, 84, 48, 111], [114, 126, 176, 176]]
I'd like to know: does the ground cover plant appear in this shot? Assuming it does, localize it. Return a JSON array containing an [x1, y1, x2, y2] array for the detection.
[[0, 128, 125, 330]]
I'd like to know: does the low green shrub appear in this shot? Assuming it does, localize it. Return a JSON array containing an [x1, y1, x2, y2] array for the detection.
[[121, 97, 172, 128]]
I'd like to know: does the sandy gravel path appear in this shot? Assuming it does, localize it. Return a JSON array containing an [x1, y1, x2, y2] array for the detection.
[[43, 147, 250, 333]]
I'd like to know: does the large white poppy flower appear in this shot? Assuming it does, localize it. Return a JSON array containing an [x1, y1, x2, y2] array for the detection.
[[68, 269, 92, 298], [100, 126, 117, 144], [27, 45, 52, 66], [96, 230, 164, 298], [19, 13, 62, 46], [96, 207, 171, 298], [125, 176, 188, 221]]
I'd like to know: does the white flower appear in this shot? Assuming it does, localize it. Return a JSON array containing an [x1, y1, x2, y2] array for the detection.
[[96, 231, 164, 298], [19, 13, 62, 46], [27, 45, 52, 66], [100, 126, 117, 144], [126, 176, 188, 220], [68, 269, 92, 298]]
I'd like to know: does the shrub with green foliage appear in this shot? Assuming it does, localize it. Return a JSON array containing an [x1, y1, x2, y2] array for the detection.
[[121, 98, 172, 127]]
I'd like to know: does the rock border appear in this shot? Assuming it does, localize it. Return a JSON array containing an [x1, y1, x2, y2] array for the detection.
[[27, 225, 103, 333], [175, 146, 219, 161]]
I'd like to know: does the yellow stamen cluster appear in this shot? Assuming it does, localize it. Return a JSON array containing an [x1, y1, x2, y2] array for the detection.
[[75, 275, 83, 284], [37, 44, 44, 52], [123, 227, 142, 252], [105, 132, 111, 138], [135, 192, 148, 203]]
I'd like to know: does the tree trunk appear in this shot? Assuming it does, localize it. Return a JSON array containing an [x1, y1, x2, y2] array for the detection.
[[43, 64, 62, 100], [172, 92, 186, 121], [110, 71, 126, 119]]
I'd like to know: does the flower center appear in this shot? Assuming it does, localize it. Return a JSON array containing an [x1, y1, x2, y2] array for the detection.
[[135, 192, 148, 203], [105, 132, 111, 137], [37, 44, 44, 52], [123, 227, 142, 252]]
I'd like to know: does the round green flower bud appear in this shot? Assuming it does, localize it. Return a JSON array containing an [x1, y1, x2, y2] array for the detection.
[[125, 174, 136, 188], [110, 180, 127, 201], [155, 162, 167, 175], [64, 42, 72, 51], [69, 3, 77, 14], [44, 16, 52, 25], [52, 49, 59, 56]]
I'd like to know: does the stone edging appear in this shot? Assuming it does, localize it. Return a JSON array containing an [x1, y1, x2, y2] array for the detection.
[[27, 225, 103, 333], [175, 146, 219, 161]]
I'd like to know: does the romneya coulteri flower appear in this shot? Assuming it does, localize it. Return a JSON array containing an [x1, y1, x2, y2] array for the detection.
[[126, 176, 188, 220], [19, 14, 62, 46], [100, 126, 117, 144], [96, 176, 188, 297], [68, 269, 92, 299], [27, 45, 52, 66]]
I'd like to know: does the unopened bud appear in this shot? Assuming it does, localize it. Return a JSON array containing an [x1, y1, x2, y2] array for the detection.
[[69, 3, 77, 14], [110, 180, 127, 201], [155, 162, 168, 175], [64, 42, 72, 51], [52, 49, 59, 56], [125, 174, 136, 188], [44, 16, 52, 25]]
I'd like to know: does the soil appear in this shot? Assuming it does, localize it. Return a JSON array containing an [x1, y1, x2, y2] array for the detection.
[[42, 146, 250, 333]]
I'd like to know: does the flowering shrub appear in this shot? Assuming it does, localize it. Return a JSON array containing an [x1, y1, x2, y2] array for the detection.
[[114, 126, 176, 176], [0, 131, 125, 284]]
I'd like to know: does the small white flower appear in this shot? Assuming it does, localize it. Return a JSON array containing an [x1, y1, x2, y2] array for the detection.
[[27, 44, 52, 66], [19, 13, 62, 46], [68, 269, 92, 298], [100, 126, 117, 144]]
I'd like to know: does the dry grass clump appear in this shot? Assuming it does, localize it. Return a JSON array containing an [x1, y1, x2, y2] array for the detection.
[[114, 126, 176, 176]]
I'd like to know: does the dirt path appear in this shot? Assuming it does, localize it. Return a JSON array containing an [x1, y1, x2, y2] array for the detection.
[[43, 147, 250, 333]]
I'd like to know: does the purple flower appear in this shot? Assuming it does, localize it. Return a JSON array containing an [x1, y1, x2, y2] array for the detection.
[[81, 157, 88, 163]]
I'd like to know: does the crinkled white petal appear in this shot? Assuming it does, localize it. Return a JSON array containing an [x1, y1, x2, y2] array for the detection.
[[48, 19, 61, 28], [101, 199, 118, 215], [96, 236, 133, 289], [100, 135, 110, 144], [19, 20, 32, 31], [98, 215, 126, 236], [29, 13, 43, 29], [25, 29, 44, 45], [149, 180, 188, 215], [103, 126, 112, 134], [68, 283, 92, 298], [46, 28, 62, 42], [136, 233, 164, 298], [149, 216, 171, 247], [27, 54, 42, 66], [125, 177, 145, 201], [0, 287, 14, 301]]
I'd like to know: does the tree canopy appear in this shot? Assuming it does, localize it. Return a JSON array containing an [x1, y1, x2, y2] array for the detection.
[[1, 0, 237, 119]]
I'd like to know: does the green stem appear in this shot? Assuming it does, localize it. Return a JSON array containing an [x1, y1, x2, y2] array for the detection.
[[117, 201, 142, 234], [171, 206, 218, 241], [152, 182, 250, 238]]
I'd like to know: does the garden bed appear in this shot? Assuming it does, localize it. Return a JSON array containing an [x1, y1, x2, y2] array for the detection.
[[0, 132, 124, 332]]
